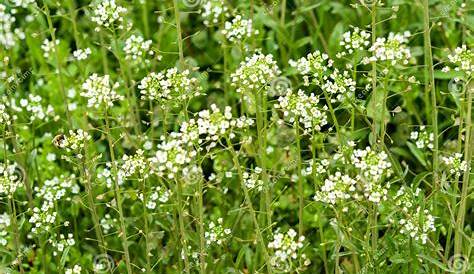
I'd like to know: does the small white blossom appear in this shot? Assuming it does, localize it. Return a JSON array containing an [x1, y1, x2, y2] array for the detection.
[[222, 15, 258, 42], [231, 52, 281, 94], [81, 74, 123, 108]]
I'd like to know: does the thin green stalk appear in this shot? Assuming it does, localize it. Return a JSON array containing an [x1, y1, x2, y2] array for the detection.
[[175, 178, 191, 274], [226, 137, 273, 274], [111, 30, 142, 141], [104, 109, 133, 274], [142, 0, 151, 38], [3, 130, 24, 274], [311, 136, 329, 273], [322, 89, 342, 143], [422, 0, 439, 189], [370, 204, 378, 272], [173, 0, 184, 66], [454, 80, 473, 256], [141, 176, 151, 273], [8, 197, 24, 274], [197, 177, 206, 274], [44, 4, 72, 125], [254, 91, 272, 227], [295, 119, 304, 236], [371, 1, 378, 143]]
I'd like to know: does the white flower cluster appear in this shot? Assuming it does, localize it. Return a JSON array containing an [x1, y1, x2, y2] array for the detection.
[[201, 0, 230, 26], [97, 165, 114, 188], [222, 15, 258, 42], [442, 153, 469, 177], [205, 218, 231, 245], [242, 167, 264, 191], [0, 161, 21, 197], [91, 0, 127, 31], [230, 52, 281, 93], [18, 94, 55, 122], [29, 201, 57, 234], [180, 104, 254, 150], [0, 4, 25, 49], [267, 228, 310, 271], [49, 233, 75, 256], [141, 186, 171, 210], [11, 0, 36, 8], [322, 69, 356, 103], [149, 133, 197, 179], [41, 38, 59, 58], [443, 45, 473, 76], [0, 103, 12, 125], [391, 186, 435, 244], [100, 213, 117, 234], [289, 51, 332, 85], [337, 27, 370, 57], [34, 175, 79, 203], [314, 171, 357, 205], [275, 89, 328, 134], [65, 265, 82, 274], [81, 74, 123, 108], [0, 213, 10, 246], [351, 147, 393, 203], [123, 35, 154, 63], [118, 150, 149, 182], [364, 32, 411, 65], [54, 129, 91, 153], [72, 48, 91, 61], [139, 68, 202, 103], [410, 126, 434, 150]]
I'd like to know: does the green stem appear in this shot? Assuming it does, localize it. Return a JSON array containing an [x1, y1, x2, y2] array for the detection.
[[254, 91, 272, 227], [173, 0, 184, 66], [454, 80, 473, 256], [175, 178, 191, 274], [226, 137, 273, 274], [104, 109, 133, 274], [295, 119, 304, 236], [422, 0, 439, 188], [44, 4, 72, 125]]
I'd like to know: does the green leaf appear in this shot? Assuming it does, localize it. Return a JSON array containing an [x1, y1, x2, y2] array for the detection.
[[407, 142, 428, 168]]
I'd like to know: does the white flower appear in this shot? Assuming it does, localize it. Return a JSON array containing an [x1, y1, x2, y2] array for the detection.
[[0, 4, 25, 49], [321, 69, 356, 103], [204, 218, 231, 245], [275, 89, 328, 134], [230, 52, 281, 94], [409, 126, 434, 150], [123, 34, 155, 63], [15, 94, 55, 122], [442, 153, 469, 177], [65, 264, 82, 274], [351, 146, 393, 203], [0, 161, 21, 196], [72, 48, 92, 61], [139, 68, 201, 102], [222, 15, 258, 42], [337, 27, 370, 57], [267, 228, 309, 271], [180, 104, 254, 150], [314, 171, 357, 204], [445, 45, 474, 76], [201, 0, 230, 26], [91, 0, 127, 31], [289, 51, 332, 84], [0, 103, 12, 125], [81, 74, 123, 108], [364, 31, 411, 65], [41, 38, 59, 58]]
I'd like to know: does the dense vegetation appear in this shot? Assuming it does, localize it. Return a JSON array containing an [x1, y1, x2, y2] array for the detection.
[[0, 0, 473, 273]]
